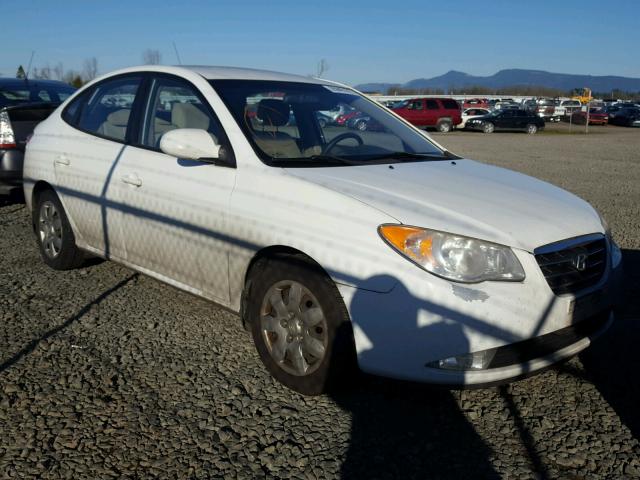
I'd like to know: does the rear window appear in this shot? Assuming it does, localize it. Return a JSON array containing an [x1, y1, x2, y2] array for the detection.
[[425, 100, 439, 110], [0, 82, 75, 108], [441, 99, 459, 110]]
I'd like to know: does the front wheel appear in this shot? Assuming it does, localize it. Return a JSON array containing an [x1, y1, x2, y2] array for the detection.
[[246, 254, 356, 395], [482, 122, 495, 134], [526, 124, 538, 134]]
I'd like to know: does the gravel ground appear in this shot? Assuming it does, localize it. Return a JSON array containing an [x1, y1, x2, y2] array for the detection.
[[1, 123, 639, 479]]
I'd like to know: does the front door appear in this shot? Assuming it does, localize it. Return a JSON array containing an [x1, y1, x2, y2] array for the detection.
[[113, 75, 236, 302]]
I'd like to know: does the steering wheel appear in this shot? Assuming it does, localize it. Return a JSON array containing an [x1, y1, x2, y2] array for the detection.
[[323, 132, 364, 154]]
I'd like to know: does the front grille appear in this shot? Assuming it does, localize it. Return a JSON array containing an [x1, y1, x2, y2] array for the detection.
[[535, 236, 607, 295], [487, 310, 610, 369]]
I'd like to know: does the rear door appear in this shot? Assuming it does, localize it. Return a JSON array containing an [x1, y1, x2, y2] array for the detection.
[[112, 73, 237, 303], [424, 99, 440, 126], [53, 74, 143, 259], [494, 110, 514, 129]]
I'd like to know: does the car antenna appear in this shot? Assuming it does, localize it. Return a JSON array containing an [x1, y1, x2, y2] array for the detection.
[[172, 42, 182, 65], [25, 50, 35, 82]]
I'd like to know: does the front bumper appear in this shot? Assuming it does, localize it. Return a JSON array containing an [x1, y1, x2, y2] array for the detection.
[[0, 149, 24, 192], [338, 237, 623, 386]]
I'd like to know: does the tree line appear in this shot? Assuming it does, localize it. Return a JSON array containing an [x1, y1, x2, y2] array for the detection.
[[14, 49, 163, 87], [383, 84, 640, 100]]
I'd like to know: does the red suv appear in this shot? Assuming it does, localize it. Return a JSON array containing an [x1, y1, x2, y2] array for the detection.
[[392, 98, 462, 132]]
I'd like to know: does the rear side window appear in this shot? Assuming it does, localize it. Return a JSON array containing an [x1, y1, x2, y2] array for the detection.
[[62, 94, 84, 124], [75, 76, 142, 142], [407, 100, 423, 110], [425, 100, 439, 110], [441, 99, 459, 110]]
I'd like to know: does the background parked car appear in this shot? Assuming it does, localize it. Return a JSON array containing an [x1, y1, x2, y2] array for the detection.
[[609, 107, 640, 127], [335, 109, 361, 126], [346, 113, 385, 131], [559, 99, 582, 115], [392, 97, 462, 132], [520, 98, 538, 113], [571, 108, 608, 125], [465, 109, 545, 134], [535, 98, 557, 121], [459, 108, 491, 129], [0, 78, 75, 195], [462, 98, 489, 109]]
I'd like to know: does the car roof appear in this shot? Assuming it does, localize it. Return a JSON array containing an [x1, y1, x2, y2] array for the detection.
[[93, 65, 337, 86], [0, 78, 75, 89]]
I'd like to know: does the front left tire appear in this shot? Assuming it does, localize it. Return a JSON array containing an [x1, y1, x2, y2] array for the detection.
[[33, 189, 84, 270], [246, 254, 356, 395]]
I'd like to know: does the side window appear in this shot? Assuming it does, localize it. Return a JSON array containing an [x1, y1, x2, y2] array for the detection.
[[62, 93, 85, 124], [441, 99, 459, 109], [141, 77, 223, 149], [425, 100, 439, 110], [76, 76, 142, 142], [408, 100, 423, 110]]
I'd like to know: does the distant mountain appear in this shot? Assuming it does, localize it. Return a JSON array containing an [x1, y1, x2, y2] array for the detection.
[[355, 69, 640, 93]]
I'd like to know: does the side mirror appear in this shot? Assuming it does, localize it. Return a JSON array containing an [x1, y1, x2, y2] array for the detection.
[[160, 128, 220, 161]]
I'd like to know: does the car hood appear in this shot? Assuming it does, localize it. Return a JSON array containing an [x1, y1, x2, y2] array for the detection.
[[285, 159, 603, 252]]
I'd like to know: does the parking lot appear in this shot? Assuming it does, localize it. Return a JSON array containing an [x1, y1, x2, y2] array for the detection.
[[1, 122, 639, 479]]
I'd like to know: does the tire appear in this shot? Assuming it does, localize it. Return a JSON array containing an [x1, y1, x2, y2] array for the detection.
[[355, 120, 367, 131], [33, 189, 84, 270], [482, 122, 495, 134], [436, 119, 452, 133], [318, 118, 327, 128], [526, 124, 538, 134], [246, 254, 356, 395]]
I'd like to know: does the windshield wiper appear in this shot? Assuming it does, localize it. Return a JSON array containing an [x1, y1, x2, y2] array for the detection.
[[367, 151, 458, 161], [307, 155, 364, 165]]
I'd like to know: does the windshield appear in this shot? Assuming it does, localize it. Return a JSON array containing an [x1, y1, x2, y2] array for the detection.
[[0, 82, 75, 108], [210, 80, 445, 166]]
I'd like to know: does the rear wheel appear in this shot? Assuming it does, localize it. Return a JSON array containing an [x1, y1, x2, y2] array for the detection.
[[526, 124, 538, 134], [246, 254, 356, 395], [34, 189, 84, 270], [482, 122, 495, 134], [436, 119, 452, 133], [355, 119, 367, 131]]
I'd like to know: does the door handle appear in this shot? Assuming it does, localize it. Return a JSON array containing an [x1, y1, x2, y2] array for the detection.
[[121, 174, 142, 187], [54, 155, 70, 166]]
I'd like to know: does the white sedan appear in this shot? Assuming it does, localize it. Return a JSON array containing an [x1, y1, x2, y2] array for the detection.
[[24, 66, 622, 395], [459, 108, 491, 129]]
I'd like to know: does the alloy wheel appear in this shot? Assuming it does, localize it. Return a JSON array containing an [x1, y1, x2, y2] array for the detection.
[[38, 201, 63, 259]]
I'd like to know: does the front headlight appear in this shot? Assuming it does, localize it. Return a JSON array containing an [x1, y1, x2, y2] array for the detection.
[[378, 225, 525, 283]]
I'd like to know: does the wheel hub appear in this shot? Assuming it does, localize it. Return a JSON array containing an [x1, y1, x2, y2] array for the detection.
[[260, 280, 328, 376]]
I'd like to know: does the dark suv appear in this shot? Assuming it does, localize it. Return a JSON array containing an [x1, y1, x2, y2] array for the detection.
[[392, 97, 462, 132], [0, 78, 75, 194]]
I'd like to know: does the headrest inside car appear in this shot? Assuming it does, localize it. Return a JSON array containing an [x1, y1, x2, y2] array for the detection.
[[257, 99, 290, 127]]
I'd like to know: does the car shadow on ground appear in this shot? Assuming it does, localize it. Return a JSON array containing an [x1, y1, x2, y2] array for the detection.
[[326, 276, 558, 479], [558, 249, 640, 441], [331, 375, 500, 479], [0, 273, 138, 373], [0, 189, 25, 208]]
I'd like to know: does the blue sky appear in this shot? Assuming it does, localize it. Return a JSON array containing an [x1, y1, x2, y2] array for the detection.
[[3, 0, 639, 85]]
